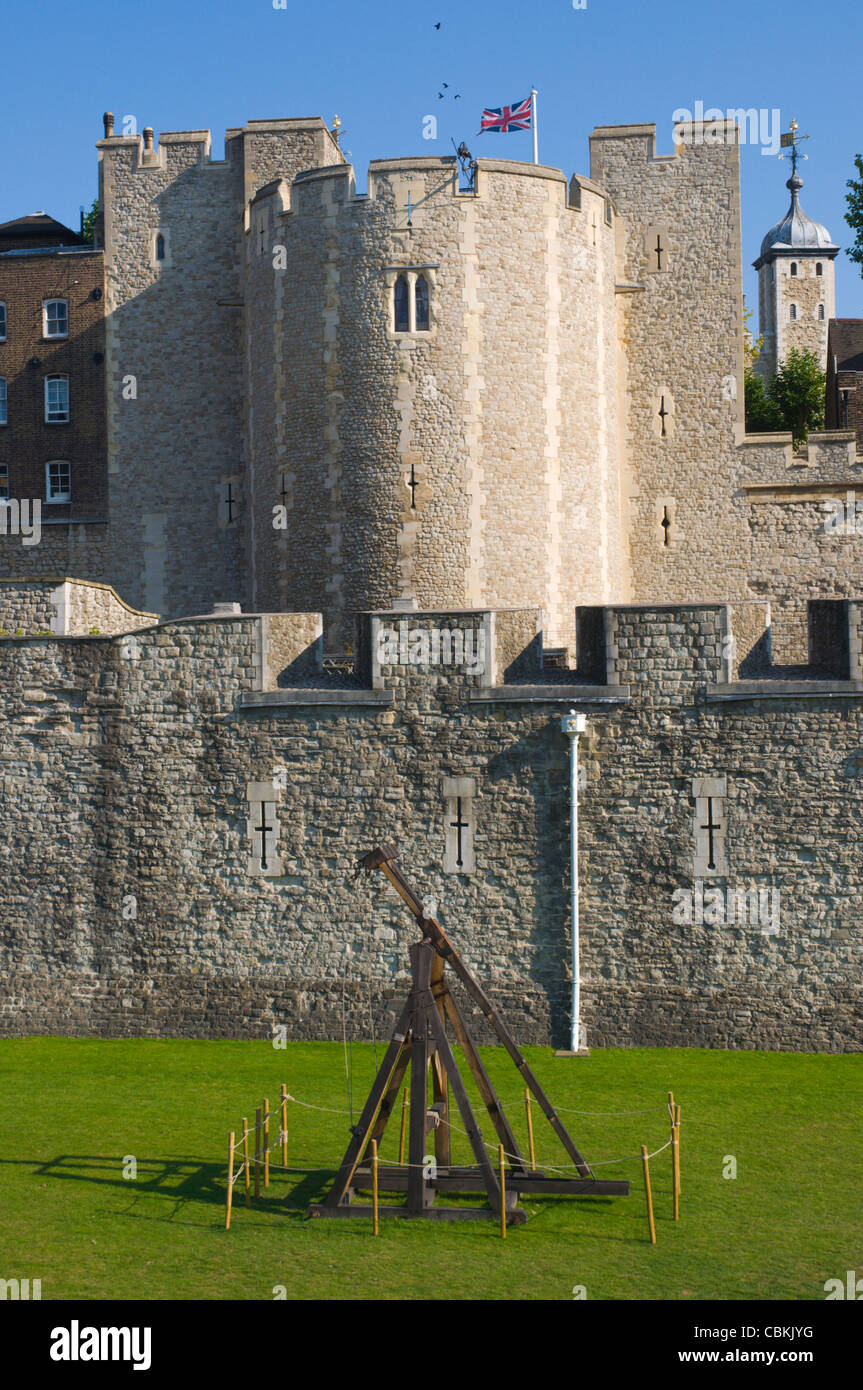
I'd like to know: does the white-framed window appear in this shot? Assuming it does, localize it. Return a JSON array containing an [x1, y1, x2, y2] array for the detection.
[[45, 460, 71, 503], [43, 299, 69, 338], [0, 302, 6, 340], [394, 273, 409, 331], [414, 274, 430, 330], [44, 374, 70, 423], [389, 268, 435, 335], [0, 377, 6, 426], [789, 303, 797, 321]]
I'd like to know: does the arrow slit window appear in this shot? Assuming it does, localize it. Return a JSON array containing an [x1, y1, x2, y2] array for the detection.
[[247, 781, 283, 877], [443, 776, 476, 874]]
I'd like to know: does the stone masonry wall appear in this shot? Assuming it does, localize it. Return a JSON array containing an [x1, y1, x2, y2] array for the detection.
[[0, 603, 860, 1052], [0, 578, 157, 636], [246, 156, 623, 651], [96, 119, 342, 620]]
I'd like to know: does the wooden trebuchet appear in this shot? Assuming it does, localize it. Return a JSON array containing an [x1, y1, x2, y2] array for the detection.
[[307, 844, 631, 1225]]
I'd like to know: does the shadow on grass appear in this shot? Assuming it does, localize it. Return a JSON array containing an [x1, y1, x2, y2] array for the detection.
[[5, 1156, 642, 1241], [2, 1155, 336, 1223]]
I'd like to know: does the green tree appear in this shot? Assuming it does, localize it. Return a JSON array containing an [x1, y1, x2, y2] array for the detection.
[[769, 348, 825, 445], [744, 365, 783, 433], [744, 347, 825, 445], [80, 197, 100, 246], [846, 153, 863, 270]]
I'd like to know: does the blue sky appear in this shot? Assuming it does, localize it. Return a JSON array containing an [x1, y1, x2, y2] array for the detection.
[[1, 0, 861, 315]]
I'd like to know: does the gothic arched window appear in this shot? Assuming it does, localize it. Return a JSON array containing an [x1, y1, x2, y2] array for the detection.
[[155, 233, 166, 261], [414, 275, 430, 331], [394, 275, 410, 332]]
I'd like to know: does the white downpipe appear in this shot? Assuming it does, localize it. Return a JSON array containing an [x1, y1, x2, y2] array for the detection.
[[561, 710, 587, 1050]]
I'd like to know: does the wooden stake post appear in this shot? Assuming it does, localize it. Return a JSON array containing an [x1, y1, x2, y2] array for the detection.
[[672, 1104, 680, 1220], [281, 1084, 289, 1168], [242, 1117, 251, 1207], [225, 1132, 235, 1230], [308, 844, 630, 1226], [641, 1144, 656, 1244]]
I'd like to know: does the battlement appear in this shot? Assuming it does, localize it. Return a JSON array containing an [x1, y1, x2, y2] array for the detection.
[[97, 115, 341, 176], [251, 152, 606, 226], [4, 594, 860, 708], [590, 118, 740, 161]]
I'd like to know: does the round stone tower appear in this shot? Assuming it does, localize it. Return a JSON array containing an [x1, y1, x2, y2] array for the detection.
[[243, 155, 625, 651]]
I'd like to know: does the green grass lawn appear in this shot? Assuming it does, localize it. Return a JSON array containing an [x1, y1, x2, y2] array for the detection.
[[1, 1038, 860, 1301]]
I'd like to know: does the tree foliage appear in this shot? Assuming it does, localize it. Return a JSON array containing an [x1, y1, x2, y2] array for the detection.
[[744, 366, 783, 432], [744, 347, 825, 445], [80, 198, 100, 246], [846, 153, 863, 270]]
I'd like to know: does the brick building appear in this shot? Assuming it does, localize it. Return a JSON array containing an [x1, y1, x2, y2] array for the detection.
[[0, 213, 107, 521], [825, 318, 863, 454]]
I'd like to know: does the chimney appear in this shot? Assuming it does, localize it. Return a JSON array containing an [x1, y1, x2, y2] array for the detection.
[[143, 127, 154, 151], [103, 111, 114, 138]]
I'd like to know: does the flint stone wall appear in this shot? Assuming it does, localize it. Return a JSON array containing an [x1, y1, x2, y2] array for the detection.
[[0, 603, 860, 1051]]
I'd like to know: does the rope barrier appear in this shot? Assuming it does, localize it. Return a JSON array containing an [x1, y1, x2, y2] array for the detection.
[[225, 1085, 682, 1220]]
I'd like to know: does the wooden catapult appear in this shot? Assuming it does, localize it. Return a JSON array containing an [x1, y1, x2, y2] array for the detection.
[[308, 844, 630, 1225]]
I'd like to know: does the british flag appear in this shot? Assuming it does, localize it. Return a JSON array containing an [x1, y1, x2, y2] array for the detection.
[[477, 95, 532, 135]]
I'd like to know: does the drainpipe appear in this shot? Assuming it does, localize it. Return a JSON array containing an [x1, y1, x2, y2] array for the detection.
[[560, 710, 587, 1052]]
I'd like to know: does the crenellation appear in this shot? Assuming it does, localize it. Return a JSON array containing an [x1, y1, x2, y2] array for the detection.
[[1, 594, 861, 1047], [0, 110, 860, 1052]]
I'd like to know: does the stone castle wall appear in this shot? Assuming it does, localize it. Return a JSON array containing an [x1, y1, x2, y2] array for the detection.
[[589, 122, 860, 658], [0, 577, 157, 636], [245, 155, 624, 651], [92, 118, 343, 619], [0, 598, 860, 1051], [590, 121, 752, 611], [2, 115, 858, 666]]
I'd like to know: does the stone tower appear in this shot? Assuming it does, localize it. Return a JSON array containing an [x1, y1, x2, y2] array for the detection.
[[753, 125, 838, 380], [243, 155, 625, 651]]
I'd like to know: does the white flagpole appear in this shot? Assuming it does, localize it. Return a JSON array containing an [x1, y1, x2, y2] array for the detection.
[[531, 88, 538, 164]]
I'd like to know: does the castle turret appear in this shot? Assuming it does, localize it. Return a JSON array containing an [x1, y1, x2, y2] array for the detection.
[[753, 122, 838, 380]]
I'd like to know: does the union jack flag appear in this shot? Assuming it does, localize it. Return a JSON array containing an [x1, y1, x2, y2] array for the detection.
[[477, 95, 532, 135]]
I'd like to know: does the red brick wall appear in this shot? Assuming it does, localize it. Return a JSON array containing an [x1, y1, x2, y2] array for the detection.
[[0, 249, 107, 520], [826, 370, 863, 453]]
